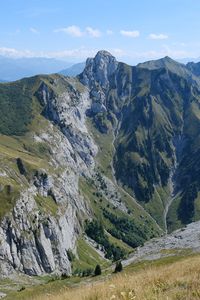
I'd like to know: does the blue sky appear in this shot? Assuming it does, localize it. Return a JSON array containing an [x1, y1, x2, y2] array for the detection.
[[1, 0, 200, 63]]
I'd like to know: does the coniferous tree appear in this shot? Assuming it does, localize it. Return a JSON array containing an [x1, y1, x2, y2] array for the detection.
[[94, 264, 101, 276], [114, 261, 123, 273]]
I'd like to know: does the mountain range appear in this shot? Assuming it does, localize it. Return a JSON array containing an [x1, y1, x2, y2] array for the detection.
[[0, 56, 73, 81], [59, 62, 85, 77], [0, 50, 200, 278]]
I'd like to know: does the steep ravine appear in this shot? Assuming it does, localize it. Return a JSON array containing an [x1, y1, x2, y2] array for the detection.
[[163, 169, 177, 234], [110, 119, 162, 231], [110, 119, 121, 186], [163, 133, 185, 233]]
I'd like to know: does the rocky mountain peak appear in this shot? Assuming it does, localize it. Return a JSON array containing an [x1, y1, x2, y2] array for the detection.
[[158, 56, 182, 67], [137, 56, 179, 71], [162, 55, 174, 62], [79, 50, 118, 89], [94, 50, 116, 62]]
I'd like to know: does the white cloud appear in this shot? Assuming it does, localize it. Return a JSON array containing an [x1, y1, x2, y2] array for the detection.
[[111, 48, 126, 57], [106, 29, 113, 35], [125, 46, 191, 61], [120, 30, 140, 38], [49, 47, 98, 59], [86, 27, 101, 37], [50, 47, 128, 60], [0, 46, 127, 61], [30, 27, 39, 34], [54, 25, 84, 37], [0, 46, 98, 59], [0, 47, 35, 58], [54, 25, 101, 38], [0, 45, 196, 64], [149, 33, 168, 40]]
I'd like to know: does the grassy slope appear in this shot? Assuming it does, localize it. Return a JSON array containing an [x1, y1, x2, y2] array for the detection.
[[0, 116, 55, 219], [86, 118, 114, 180], [79, 176, 135, 254], [0, 74, 74, 219], [167, 192, 200, 233], [84, 118, 162, 234], [79, 175, 161, 251], [4, 252, 200, 300], [72, 237, 109, 272]]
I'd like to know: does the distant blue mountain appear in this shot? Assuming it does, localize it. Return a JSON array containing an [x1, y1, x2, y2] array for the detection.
[[0, 56, 72, 81], [59, 62, 85, 77]]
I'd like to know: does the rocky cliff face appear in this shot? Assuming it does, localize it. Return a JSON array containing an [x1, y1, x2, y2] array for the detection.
[[0, 188, 77, 276], [0, 76, 97, 277], [1, 51, 200, 278], [186, 61, 200, 77]]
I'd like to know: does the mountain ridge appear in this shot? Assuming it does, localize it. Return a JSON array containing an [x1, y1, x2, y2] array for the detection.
[[0, 50, 200, 278]]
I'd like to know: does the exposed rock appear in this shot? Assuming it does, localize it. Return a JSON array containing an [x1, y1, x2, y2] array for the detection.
[[80, 50, 118, 90], [0, 77, 96, 278], [0, 292, 6, 299], [123, 220, 200, 267]]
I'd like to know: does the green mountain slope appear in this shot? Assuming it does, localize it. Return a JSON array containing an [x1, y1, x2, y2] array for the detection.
[[79, 51, 200, 232], [1, 51, 200, 277], [0, 69, 161, 278]]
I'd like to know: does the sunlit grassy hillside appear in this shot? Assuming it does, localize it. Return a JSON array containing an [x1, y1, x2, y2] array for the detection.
[[7, 253, 200, 300]]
